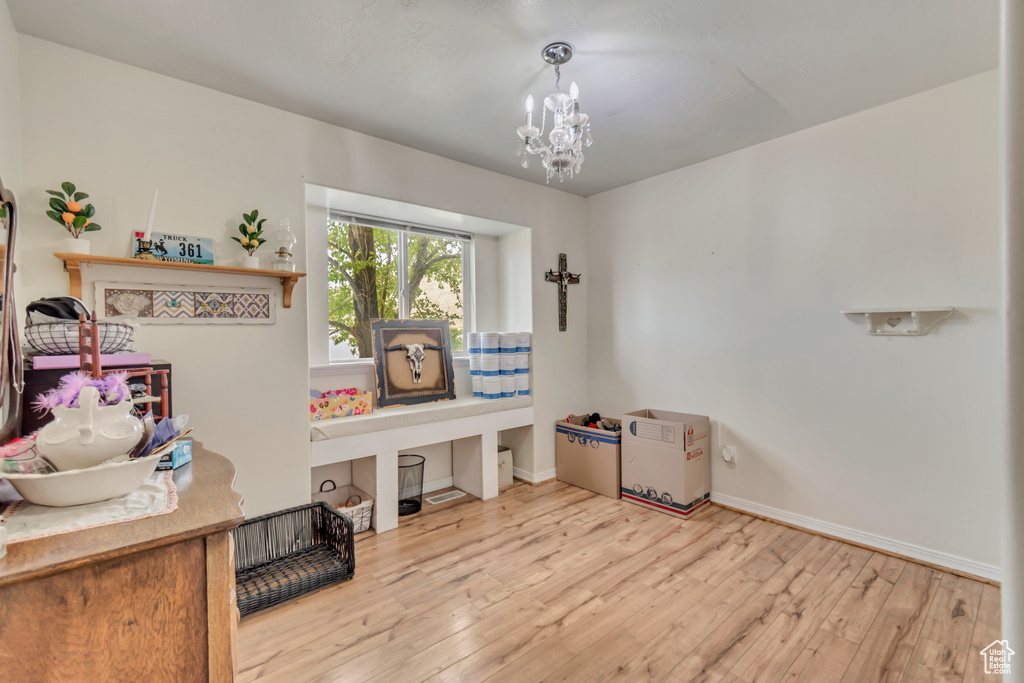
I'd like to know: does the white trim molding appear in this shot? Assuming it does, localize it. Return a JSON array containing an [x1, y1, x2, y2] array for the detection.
[[513, 467, 557, 484], [711, 492, 1000, 582], [423, 476, 454, 495]]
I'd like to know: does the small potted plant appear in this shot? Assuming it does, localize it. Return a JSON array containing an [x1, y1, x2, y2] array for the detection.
[[46, 182, 101, 254], [233, 209, 266, 268]]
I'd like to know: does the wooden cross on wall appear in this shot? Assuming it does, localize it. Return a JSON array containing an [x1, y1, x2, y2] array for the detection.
[[545, 253, 580, 332]]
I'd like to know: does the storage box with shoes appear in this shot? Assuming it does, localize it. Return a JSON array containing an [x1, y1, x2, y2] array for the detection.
[[556, 413, 622, 499]]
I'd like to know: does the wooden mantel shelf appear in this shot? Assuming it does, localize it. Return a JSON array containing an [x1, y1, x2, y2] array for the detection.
[[54, 252, 306, 308]]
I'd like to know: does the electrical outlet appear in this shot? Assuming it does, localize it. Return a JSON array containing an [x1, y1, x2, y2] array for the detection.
[[722, 446, 737, 463]]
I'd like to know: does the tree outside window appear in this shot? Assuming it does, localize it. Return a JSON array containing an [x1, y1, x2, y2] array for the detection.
[[327, 221, 464, 359]]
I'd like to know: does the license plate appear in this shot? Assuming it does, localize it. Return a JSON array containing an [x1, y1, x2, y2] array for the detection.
[[132, 232, 215, 265]]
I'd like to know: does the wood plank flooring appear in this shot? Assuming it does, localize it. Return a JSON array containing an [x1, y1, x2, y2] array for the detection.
[[237, 480, 1001, 683]]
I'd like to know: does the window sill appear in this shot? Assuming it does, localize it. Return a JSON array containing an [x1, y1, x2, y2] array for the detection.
[[310, 361, 373, 377], [311, 355, 468, 377]]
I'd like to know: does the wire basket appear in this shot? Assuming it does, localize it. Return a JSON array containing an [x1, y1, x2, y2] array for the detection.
[[312, 480, 374, 534], [232, 502, 355, 617], [25, 322, 134, 355]]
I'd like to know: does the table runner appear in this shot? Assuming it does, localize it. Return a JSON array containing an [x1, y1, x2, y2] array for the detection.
[[1, 470, 178, 543]]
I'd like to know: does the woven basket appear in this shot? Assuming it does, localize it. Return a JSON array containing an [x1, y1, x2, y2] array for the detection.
[[25, 321, 134, 355], [232, 502, 355, 617], [312, 480, 374, 534]]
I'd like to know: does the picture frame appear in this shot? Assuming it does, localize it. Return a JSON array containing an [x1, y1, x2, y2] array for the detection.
[[95, 281, 276, 325], [371, 319, 456, 408]]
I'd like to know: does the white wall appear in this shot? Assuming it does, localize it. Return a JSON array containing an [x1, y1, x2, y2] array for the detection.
[[17, 36, 587, 515], [0, 0, 20, 190], [498, 228, 533, 332], [473, 235, 500, 332], [586, 72, 1001, 575]]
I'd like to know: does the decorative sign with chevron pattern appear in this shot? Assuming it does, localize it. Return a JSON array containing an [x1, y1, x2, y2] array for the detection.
[[95, 282, 275, 324]]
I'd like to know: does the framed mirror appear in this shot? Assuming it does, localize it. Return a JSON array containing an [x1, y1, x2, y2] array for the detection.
[[0, 174, 22, 444]]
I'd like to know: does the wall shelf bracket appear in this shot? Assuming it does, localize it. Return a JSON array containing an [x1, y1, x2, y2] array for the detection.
[[841, 307, 954, 336]]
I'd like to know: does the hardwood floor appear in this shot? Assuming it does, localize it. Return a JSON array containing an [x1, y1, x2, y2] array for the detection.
[[237, 480, 1001, 682]]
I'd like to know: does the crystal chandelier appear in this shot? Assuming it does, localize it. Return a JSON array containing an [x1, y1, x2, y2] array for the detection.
[[515, 42, 592, 183]]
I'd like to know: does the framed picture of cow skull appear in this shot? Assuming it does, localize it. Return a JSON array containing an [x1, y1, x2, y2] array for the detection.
[[370, 318, 456, 408]]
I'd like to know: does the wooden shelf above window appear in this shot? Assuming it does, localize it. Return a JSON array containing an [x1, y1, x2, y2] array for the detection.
[[53, 253, 306, 308]]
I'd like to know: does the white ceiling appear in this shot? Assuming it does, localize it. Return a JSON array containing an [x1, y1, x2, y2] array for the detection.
[[8, 0, 999, 197]]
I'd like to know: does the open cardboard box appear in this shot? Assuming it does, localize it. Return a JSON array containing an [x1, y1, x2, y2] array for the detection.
[[556, 415, 622, 499], [621, 409, 710, 518]]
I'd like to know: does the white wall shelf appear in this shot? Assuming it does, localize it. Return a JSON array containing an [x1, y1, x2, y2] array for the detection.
[[842, 307, 954, 336], [310, 397, 534, 533]]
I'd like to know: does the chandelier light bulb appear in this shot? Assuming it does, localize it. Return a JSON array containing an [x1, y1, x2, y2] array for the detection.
[[525, 95, 534, 112], [569, 81, 579, 101]]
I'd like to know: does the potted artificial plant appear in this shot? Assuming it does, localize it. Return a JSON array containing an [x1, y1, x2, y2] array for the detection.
[[233, 210, 265, 268], [46, 182, 101, 254]]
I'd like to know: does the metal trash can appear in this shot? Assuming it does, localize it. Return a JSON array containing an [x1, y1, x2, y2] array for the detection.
[[398, 454, 426, 516]]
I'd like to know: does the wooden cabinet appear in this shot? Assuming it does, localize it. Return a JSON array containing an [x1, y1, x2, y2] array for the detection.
[[0, 446, 244, 681]]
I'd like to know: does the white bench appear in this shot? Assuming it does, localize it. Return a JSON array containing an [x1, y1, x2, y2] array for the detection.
[[310, 396, 534, 532]]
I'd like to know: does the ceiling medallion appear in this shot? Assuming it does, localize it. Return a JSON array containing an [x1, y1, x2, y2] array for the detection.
[[515, 42, 592, 183]]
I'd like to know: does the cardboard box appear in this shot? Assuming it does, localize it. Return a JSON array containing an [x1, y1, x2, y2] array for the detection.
[[621, 409, 710, 518], [498, 445, 514, 488], [556, 415, 622, 499], [156, 439, 193, 471]]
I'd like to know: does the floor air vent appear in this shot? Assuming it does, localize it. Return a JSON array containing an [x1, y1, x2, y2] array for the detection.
[[426, 490, 467, 505]]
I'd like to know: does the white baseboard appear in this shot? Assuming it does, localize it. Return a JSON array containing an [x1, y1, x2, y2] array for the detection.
[[711, 492, 1000, 582], [422, 476, 454, 495], [513, 467, 557, 484]]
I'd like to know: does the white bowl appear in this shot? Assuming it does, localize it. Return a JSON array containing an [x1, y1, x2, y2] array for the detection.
[[2, 454, 161, 507]]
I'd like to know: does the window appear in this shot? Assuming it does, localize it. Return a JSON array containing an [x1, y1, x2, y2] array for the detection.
[[326, 212, 470, 361]]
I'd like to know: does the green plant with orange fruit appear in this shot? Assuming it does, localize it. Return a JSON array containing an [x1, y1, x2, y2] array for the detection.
[[45, 182, 101, 238], [232, 209, 266, 256]]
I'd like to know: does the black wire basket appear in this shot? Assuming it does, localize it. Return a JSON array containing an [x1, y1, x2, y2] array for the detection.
[[25, 321, 134, 355], [232, 502, 355, 617]]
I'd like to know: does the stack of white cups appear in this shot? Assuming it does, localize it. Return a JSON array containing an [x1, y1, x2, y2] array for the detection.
[[470, 331, 530, 400], [499, 333, 518, 399], [499, 333, 517, 374], [515, 332, 530, 396], [480, 332, 501, 399], [466, 332, 482, 397]]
